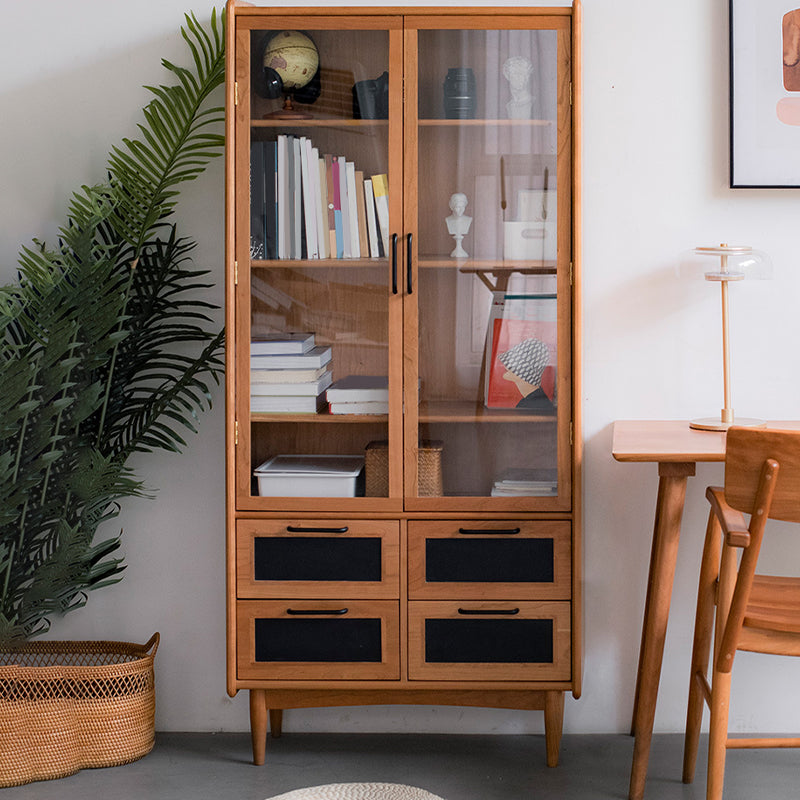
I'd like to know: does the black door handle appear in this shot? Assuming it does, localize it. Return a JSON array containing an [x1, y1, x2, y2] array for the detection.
[[406, 232, 413, 294], [457, 608, 520, 616], [286, 526, 349, 533], [391, 233, 398, 294], [286, 608, 349, 616], [458, 527, 521, 535]]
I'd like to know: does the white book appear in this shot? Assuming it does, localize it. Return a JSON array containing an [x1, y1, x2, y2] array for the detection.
[[276, 135, 289, 258], [328, 400, 389, 415], [364, 179, 380, 258], [251, 369, 333, 396], [316, 154, 329, 258], [299, 137, 318, 259], [371, 173, 390, 255], [292, 136, 303, 258], [310, 144, 327, 259], [250, 345, 332, 371], [346, 161, 361, 258], [250, 393, 326, 414], [338, 156, 351, 258], [251, 332, 315, 355], [251, 364, 329, 384], [326, 375, 388, 403]]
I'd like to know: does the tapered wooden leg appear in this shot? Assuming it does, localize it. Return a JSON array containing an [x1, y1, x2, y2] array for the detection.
[[250, 689, 268, 766], [683, 512, 722, 783], [707, 669, 732, 800], [269, 708, 283, 738], [629, 463, 694, 800], [544, 691, 565, 767]]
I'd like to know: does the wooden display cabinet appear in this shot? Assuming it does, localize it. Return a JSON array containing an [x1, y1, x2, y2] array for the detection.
[[225, 1, 582, 767]]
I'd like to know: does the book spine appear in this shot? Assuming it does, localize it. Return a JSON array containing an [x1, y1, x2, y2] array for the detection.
[[371, 173, 390, 255], [264, 140, 278, 259], [292, 136, 303, 258], [338, 156, 351, 258], [364, 178, 379, 258], [277, 135, 289, 259], [332, 158, 344, 258], [316, 153, 329, 258], [250, 141, 265, 260], [346, 161, 360, 258], [325, 154, 336, 257], [299, 136, 318, 258], [354, 169, 369, 259]]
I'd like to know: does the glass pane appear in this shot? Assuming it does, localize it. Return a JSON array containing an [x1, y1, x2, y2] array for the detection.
[[246, 28, 393, 500], [414, 28, 561, 500]]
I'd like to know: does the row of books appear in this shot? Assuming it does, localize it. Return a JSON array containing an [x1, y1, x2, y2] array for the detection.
[[490, 468, 558, 497], [250, 135, 389, 261], [249, 333, 389, 415]]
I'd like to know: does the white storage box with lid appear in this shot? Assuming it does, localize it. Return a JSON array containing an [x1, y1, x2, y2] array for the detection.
[[254, 455, 365, 497]]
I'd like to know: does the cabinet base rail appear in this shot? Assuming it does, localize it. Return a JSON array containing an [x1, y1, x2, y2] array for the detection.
[[248, 688, 565, 768]]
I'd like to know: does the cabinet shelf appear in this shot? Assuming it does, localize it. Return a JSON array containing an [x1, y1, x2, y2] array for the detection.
[[419, 401, 557, 423], [251, 258, 388, 269], [418, 118, 553, 127], [251, 119, 389, 129], [419, 256, 557, 273], [251, 412, 388, 424]]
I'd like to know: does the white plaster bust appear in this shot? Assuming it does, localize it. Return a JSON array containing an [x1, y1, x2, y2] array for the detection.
[[446, 192, 472, 258], [503, 56, 534, 119]]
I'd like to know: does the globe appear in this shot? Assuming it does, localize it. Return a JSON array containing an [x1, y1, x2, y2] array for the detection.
[[263, 31, 319, 91]]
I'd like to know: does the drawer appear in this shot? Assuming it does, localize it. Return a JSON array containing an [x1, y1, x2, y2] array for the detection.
[[408, 600, 571, 682], [408, 521, 571, 600], [237, 519, 399, 599], [237, 600, 400, 680]]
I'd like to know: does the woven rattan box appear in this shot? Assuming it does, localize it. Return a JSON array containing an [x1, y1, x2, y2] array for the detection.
[[0, 633, 159, 787], [365, 440, 443, 497]]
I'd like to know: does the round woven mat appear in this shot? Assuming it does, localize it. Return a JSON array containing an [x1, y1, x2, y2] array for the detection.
[[266, 783, 445, 800]]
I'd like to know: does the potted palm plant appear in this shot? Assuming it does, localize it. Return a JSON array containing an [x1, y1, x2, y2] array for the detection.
[[0, 9, 225, 786]]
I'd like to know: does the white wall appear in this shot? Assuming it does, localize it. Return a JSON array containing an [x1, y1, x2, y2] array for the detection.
[[2, 0, 800, 737]]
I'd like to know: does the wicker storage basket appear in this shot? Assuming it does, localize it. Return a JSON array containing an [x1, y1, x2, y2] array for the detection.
[[0, 632, 159, 787], [365, 440, 443, 496]]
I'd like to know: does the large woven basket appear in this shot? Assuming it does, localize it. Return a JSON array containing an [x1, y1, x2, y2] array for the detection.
[[365, 440, 443, 497], [0, 632, 159, 787]]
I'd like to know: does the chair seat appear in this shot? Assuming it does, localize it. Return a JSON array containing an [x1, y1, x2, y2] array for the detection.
[[743, 574, 800, 634]]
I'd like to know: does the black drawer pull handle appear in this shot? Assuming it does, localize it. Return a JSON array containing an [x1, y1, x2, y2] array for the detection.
[[286, 526, 349, 534], [286, 608, 348, 616], [457, 527, 521, 536], [457, 607, 520, 616]]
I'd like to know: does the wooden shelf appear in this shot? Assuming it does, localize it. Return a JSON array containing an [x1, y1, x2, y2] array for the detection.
[[418, 119, 553, 127], [251, 257, 388, 269], [251, 119, 388, 129], [251, 412, 388, 424], [419, 401, 557, 423], [419, 257, 557, 273]]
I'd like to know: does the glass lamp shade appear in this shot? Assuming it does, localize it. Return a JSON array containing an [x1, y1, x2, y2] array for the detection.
[[678, 245, 773, 281], [680, 244, 772, 431]]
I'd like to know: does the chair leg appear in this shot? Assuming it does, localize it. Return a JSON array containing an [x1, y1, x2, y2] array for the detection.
[[706, 669, 732, 800], [684, 513, 721, 784]]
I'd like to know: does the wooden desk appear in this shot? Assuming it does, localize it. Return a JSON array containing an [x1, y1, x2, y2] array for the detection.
[[612, 420, 800, 800]]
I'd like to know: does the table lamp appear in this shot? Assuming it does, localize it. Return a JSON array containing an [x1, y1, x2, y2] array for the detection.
[[681, 244, 771, 431]]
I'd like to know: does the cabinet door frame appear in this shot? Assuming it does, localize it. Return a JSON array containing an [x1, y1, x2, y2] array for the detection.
[[229, 15, 406, 514], [402, 15, 573, 513]]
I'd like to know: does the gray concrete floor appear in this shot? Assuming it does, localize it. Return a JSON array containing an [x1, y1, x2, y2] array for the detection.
[[5, 732, 799, 800]]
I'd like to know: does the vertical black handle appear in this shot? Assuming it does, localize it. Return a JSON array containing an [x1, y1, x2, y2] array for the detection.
[[406, 233, 413, 294], [391, 233, 398, 294]]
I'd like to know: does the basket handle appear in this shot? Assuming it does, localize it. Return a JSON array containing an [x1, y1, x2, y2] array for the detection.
[[143, 632, 160, 657]]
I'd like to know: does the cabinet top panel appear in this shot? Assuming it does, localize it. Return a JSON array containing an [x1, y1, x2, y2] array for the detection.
[[228, 4, 578, 18]]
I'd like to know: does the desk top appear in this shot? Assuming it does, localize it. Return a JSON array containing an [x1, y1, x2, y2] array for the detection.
[[612, 420, 800, 463]]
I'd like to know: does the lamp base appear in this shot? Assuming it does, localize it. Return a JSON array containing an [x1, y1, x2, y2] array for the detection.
[[689, 416, 767, 432]]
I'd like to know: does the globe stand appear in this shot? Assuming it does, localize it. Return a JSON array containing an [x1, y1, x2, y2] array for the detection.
[[263, 94, 313, 120]]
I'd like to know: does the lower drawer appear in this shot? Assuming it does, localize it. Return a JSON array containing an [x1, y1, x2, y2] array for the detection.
[[408, 600, 571, 682], [237, 600, 400, 681]]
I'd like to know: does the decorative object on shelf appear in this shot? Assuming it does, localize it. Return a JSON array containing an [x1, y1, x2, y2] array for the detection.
[[442, 67, 476, 119], [680, 244, 772, 430], [503, 183, 556, 262], [353, 71, 389, 119], [365, 440, 443, 497], [503, 56, 534, 119], [446, 192, 472, 258], [730, 1, 800, 186], [0, 635, 159, 787], [260, 31, 321, 119]]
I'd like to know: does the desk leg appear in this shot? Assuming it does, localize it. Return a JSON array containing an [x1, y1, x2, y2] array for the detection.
[[629, 461, 695, 800]]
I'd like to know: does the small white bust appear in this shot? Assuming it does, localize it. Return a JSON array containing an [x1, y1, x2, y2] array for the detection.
[[503, 56, 534, 119], [446, 192, 472, 258]]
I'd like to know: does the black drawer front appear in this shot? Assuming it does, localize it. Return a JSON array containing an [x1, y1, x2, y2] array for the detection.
[[254, 617, 383, 663], [424, 618, 553, 664], [254, 536, 382, 582], [425, 538, 554, 583]]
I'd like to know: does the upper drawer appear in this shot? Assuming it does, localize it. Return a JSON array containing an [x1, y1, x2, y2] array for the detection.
[[237, 519, 400, 599], [408, 520, 571, 600]]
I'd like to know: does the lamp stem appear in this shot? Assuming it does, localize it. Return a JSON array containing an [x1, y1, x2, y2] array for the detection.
[[720, 277, 733, 424]]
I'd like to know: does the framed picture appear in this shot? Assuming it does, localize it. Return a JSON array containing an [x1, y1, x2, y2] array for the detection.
[[730, 1, 800, 187]]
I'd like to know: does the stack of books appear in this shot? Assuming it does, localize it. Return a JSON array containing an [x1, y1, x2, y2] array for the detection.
[[326, 375, 389, 415], [250, 333, 333, 413], [490, 468, 558, 497], [250, 135, 388, 261]]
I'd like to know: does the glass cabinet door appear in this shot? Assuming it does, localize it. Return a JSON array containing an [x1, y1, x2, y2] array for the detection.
[[234, 18, 404, 510], [404, 16, 573, 510]]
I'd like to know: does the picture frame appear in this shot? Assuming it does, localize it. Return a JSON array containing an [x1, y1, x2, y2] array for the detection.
[[730, 0, 800, 187]]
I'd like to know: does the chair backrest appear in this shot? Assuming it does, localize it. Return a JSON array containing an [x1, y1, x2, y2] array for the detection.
[[724, 427, 800, 523]]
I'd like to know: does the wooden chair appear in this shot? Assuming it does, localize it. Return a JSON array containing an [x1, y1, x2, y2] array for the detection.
[[683, 426, 800, 800]]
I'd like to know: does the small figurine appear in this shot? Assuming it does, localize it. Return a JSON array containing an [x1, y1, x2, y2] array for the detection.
[[502, 56, 534, 119], [446, 192, 472, 258]]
